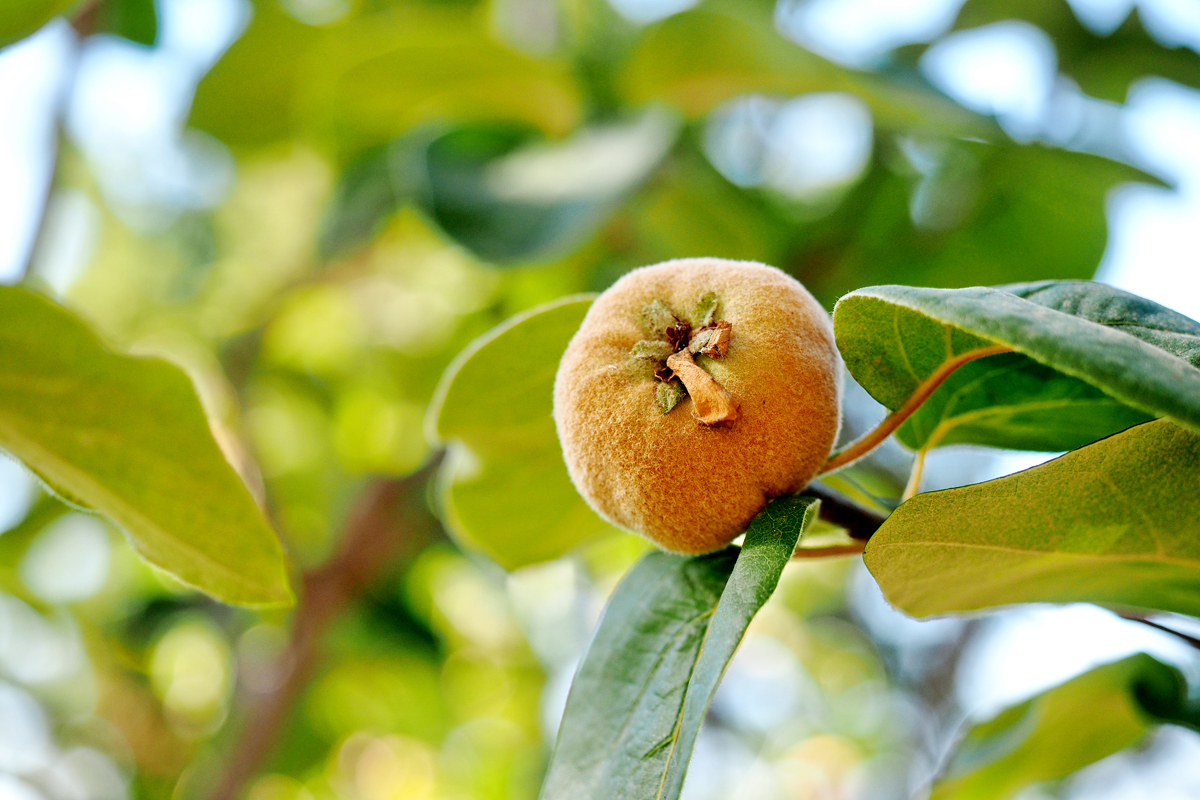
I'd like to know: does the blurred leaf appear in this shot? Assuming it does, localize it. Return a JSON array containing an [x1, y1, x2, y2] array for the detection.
[[796, 142, 1154, 303], [948, 0, 1200, 101], [95, 0, 157, 46], [0, 0, 74, 47], [0, 287, 292, 607], [541, 496, 816, 800], [865, 420, 1200, 617], [834, 284, 1200, 453], [620, 5, 996, 138], [322, 111, 679, 262], [932, 653, 1200, 800], [891, 281, 1200, 451], [428, 296, 618, 570], [190, 2, 580, 156]]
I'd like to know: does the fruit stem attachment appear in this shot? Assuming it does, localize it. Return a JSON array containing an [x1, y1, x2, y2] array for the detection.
[[818, 343, 1013, 475], [666, 349, 739, 426]]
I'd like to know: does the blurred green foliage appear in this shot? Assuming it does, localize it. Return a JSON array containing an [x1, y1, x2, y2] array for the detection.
[[2, 0, 1199, 798]]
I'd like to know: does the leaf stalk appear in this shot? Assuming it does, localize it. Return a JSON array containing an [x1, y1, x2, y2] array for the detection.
[[820, 344, 1012, 475]]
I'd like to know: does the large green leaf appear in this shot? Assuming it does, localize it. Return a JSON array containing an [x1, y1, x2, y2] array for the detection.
[[428, 296, 618, 570], [620, 5, 994, 138], [888, 280, 1200, 451], [0, 287, 292, 607], [540, 496, 817, 800], [932, 653, 1200, 800], [865, 420, 1200, 617], [190, 1, 580, 156], [794, 142, 1155, 304], [834, 283, 1200, 453], [322, 112, 678, 262], [0, 0, 75, 47]]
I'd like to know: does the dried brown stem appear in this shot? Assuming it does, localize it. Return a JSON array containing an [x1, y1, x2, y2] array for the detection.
[[666, 349, 739, 426], [820, 344, 1012, 475], [207, 455, 444, 800]]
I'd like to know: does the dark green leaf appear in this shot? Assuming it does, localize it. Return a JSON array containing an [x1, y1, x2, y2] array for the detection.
[[428, 296, 620, 570], [932, 653, 1200, 800], [95, 0, 157, 47], [865, 420, 1200, 617], [796, 142, 1156, 304], [892, 280, 1200, 451], [0, 287, 292, 607], [834, 283, 1200, 452], [321, 112, 677, 262], [541, 496, 817, 800], [0, 0, 75, 47]]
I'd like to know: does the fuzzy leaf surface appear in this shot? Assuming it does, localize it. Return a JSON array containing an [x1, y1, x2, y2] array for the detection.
[[865, 420, 1200, 617], [0, 287, 292, 607], [541, 496, 816, 800], [429, 296, 618, 570], [932, 653, 1200, 800], [835, 282, 1200, 452]]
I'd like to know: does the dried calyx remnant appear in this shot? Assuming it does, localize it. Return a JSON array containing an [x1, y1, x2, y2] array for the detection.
[[630, 292, 739, 426]]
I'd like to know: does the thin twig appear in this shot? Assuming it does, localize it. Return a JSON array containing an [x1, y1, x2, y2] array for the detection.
[[819, 344, 1012, 475], [803, 482, 888, 541], [207, 454, 445, 800], [792, 541, 865, 559], [1117, 612, 1200, 651]]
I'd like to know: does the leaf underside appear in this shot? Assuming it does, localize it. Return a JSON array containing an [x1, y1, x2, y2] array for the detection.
[[932, 653, 1200, 800], [866, 419, 1200, 618], [0, 287, 292, 607], [835, 281, 1200, 452]]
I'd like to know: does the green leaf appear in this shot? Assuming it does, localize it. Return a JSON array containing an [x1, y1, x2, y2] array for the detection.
[[865, 420, 1200, 617], [540, 496, 817, 800], [834, 282, 1200, 452], [190, 2, 581, 157], [932, 653, 1200, 800], [428, 296, 618, 570], [796, 142, 1157, 304], [321, 111, 677, 262], [0, 0, 75, 47], [95, 0, 157, 46], [0, 287, 292, 607], [620, 5, 994, 138]]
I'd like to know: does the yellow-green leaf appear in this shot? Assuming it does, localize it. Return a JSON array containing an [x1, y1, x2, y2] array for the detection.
[[865, 420, 1200, 617], [0, 287, 292, 607], [428, 296, 618, 570]]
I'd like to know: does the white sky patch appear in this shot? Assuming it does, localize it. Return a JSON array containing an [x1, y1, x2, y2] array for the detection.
[[1097, 78, 1200, 321], [920, 21, 1058, 139], [777, 0, 965, 67], [0, 23, 74, 284], [955, 604, 1199, 720], [605, 0, 700, 25]]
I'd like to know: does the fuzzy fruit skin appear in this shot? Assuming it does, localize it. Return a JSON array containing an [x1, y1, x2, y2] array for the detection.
[[553, 258, 841, 554]]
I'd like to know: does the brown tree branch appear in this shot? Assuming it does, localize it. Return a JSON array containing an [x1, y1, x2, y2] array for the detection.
[[803, 482, 888, 541], [207, 453, 445, 800]]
